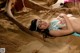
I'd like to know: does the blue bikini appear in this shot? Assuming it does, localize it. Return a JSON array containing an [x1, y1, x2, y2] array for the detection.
[[48, 19, 80, 37]]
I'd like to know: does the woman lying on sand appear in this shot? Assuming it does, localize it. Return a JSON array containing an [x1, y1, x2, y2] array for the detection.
[[29, 13, 80, 37]]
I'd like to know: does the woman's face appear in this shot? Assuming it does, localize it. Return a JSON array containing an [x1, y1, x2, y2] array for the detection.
[[37, 19, 49, 30]]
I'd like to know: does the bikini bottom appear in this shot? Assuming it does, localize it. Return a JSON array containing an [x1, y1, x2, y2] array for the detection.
[[72, 32, 80, 37]]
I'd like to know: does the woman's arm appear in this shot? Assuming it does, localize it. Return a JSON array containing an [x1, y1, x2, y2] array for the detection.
[[49, 14, 74, 36]]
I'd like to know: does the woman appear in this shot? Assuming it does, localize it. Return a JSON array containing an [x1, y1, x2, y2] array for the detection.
[[29, 13, 80, 37]]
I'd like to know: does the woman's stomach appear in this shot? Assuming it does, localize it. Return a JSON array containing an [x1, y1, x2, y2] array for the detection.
[[70, 18, 80, 33]]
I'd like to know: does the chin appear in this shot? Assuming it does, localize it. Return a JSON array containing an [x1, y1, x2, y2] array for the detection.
[[45, 25, 49, 29]]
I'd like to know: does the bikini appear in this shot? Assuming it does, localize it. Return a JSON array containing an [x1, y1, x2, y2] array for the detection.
[[48, 18, 80, 37]]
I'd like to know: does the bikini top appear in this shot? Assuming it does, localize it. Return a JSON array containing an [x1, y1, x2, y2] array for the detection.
[[48, 18, 66, 31]]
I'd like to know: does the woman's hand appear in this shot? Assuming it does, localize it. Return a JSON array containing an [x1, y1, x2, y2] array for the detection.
[[59, 14, 67, 18], [62, 14, 74, 33]]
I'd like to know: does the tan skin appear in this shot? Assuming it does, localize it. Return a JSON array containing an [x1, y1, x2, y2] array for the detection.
[[37, 14, 80, 37]]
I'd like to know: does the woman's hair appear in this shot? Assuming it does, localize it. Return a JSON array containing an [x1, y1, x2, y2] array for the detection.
[[29, 19, 37, 31], [29, 19, 53, 38]]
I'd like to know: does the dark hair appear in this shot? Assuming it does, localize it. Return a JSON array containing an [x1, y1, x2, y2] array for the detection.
[[29, 19, 43, 32], [29, 19, 53, 38], [29, 19, 37, 31]]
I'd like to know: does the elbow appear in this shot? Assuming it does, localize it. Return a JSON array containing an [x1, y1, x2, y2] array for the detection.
[[71, 29, 74, 32], [69, 29, 74, 33]]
